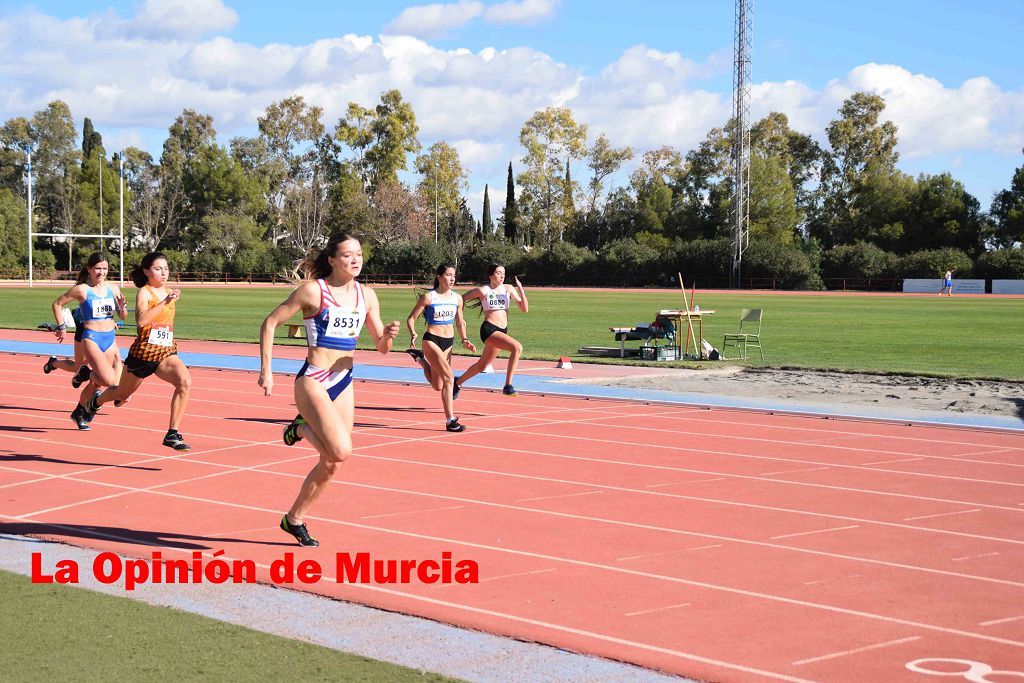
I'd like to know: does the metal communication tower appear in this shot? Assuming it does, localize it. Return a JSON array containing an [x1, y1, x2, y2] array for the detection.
[[731, 0, 752, 288]]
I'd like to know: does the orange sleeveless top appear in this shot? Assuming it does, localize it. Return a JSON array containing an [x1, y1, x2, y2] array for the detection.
[[129, 285, 177, 362]]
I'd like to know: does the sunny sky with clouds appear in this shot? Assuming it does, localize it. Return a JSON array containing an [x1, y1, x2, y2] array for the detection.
[[2, 0, 1021, 216]]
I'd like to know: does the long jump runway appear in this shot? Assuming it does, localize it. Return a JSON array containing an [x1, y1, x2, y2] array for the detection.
[[1, 344, 1023, 682]]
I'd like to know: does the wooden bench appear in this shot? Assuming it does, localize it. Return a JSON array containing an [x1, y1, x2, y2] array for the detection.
[[285, 324, 305, 338]]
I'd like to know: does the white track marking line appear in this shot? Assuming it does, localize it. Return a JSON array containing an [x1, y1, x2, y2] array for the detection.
[[760, 466, 831, 476], [771, 525, 860, 540], [625, 603, 691, 617], [979, 615, 1024, 627], [862, 458, 924, 466], [951, 552, 1000, 562], [361, 505, 465, 520], [791, 636, 922, 666], [515, 490, 603, 503], [904, 509, 981, 521], [645, 478, 726, 487], [477, 568, 558, 583], [618, 545, 722, 562]]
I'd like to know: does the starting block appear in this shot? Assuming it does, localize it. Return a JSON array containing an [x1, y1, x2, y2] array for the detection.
[[557, 357, 573, 369]]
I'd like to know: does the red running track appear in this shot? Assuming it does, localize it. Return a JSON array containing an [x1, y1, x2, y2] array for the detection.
[[1, 352, 1023, 682]]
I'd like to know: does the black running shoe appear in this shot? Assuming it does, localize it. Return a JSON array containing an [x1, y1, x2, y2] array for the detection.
[[43, 356, 57, 374], [452, 377, 462, 400], [283, 416, 306, 446], [405, 348, 424, 362], [70, 405, 90, 431], [502, 384, 518, 396], [84, 390, 102, 419], [280, 515, 319, 547], [163, 430, 191, 452], [71, 365, 92, 389], [446, 418, 466, 433]]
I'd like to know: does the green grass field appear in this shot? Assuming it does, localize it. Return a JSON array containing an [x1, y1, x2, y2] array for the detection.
[[0, 569, 457, 681], [2, 286, 1022, 380]]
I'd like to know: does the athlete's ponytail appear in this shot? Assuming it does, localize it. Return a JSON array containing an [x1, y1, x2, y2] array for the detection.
[[131, 252, 166, 288], [416, 263, 455, 299], [75, 252, 108, 285], [293, 233, 357, 282]]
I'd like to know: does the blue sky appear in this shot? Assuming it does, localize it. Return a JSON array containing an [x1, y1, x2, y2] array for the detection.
[[2, 0, 1022, 214]]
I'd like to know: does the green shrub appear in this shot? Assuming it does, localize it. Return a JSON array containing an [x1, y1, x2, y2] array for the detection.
[[974, 247, 1024, 279], [898, 248, 973, 278], [821, 241, 897, 279]]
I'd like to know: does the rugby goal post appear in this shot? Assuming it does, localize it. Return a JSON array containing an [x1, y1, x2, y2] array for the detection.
[[25, 150, 125, 287]]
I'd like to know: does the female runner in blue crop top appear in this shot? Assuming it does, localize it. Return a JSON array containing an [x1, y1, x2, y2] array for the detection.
[[49, 252, 128, 430], [405, 264, 477, 433], [259, 233, 400, 547]]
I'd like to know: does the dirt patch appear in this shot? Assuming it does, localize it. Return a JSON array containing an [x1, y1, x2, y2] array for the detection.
[[565, 367, 1024, 418]]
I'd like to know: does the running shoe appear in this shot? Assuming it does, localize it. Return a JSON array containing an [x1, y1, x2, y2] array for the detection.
[[502, 384, 518, 396], [452, 377, 462, 400], [71, 365, 92, 389], [280, 515, 319, 547], [445, 418, 466, 433], [405, 348, 424, 362], [162, 430, 191, 452], [70, 405, 90, 431], [84, 391, 102, 419], [43, 356, 57, 374], [283, 415, 307, 446]]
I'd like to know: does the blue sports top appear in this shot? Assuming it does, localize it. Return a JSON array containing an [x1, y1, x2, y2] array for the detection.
[[80, 285, 116, 323], [303, 279, 366, 351], [423, 289, 458, 326]]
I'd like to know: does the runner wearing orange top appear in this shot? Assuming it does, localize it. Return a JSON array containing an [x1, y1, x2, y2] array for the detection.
[[84, 252, 193, 451]]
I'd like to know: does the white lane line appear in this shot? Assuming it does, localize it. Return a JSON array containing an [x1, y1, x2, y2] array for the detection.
[[979, 615, 1024, 627], [951, 552, 1000, 563], [516, 490, 603, 503], [862, 458, 924, 466], [760, 467, 831, 476], [478, 568, 558, 583], [645, 478, 726, 488], [625, 603, 691, 618], [771, 525, 859, 540], [904, 509, 981, 521], [791, 636, 921, 666], [618, 545, 723, 562], [361, 505, 465, 520]]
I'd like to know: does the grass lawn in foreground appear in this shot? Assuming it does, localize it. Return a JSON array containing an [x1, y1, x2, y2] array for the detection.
[[0, 568, 457, 681], [1, 286, 1022, 380]]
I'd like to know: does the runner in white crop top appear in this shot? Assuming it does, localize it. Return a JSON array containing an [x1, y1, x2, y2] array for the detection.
[[456, 264, 528, 397]]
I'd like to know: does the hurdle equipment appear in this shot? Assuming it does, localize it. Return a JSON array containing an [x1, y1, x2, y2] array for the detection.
[[557, 357, 573, 369]]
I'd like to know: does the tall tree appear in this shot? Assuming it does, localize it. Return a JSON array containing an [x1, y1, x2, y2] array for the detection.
[[500, 162, 517, 241], [517, 107, 588, 247], [584, 133, 633, 215], [481, 184, 493, 241], [990, 160, 1024, 248], [812, 93, 899, 247], [336, 89, 420, 192], [414, 141, 466, 241], [255, 96, 326, 246]]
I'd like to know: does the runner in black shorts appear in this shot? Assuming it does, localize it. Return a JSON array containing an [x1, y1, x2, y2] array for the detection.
[[455, 264, 528, 397], [405, 265, 476, 432]]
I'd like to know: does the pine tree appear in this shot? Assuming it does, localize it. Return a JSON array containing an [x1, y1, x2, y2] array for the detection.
[[81, 118, 103, 165], [482, 184, 494, 241], [502, 162, 517, 242]]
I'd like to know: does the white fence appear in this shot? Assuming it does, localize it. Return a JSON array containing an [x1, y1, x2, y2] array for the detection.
[[993, 280, 1024, 294], [902, 278, 985, 294]]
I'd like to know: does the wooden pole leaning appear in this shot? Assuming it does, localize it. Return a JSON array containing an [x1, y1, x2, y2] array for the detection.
[[678, 272, 700, 359]]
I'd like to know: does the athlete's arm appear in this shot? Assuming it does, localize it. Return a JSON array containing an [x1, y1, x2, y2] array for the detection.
[[259, 282, 316, 396], [462, 286, 482, 303], [362, 287, 400, 355], [511, 277, 528, 313], [135, 287, 177, 328], [51, 284, 86, 342], [455, 294, 477, 353], [110, 285, 129, 321], [406, 295, 428, 348]]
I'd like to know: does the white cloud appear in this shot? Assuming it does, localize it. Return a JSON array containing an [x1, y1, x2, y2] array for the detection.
[[483, 0, 560, 25], [1, 7, 1020, 211], [104, 0, 239, 40], [384, 1, 483, 39]]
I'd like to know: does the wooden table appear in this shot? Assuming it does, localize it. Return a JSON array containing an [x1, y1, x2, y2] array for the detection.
[[659, 309, 715, 359]]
